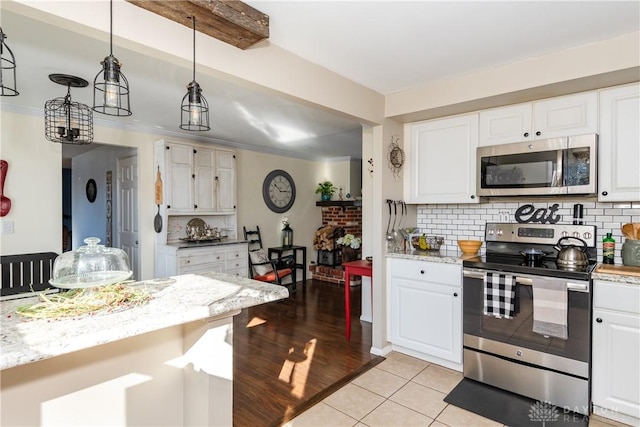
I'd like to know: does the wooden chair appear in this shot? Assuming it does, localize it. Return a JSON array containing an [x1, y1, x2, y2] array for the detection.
[[243, 226, 295, 292]]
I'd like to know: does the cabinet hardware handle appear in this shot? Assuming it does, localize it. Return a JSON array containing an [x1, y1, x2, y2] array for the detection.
[[524, 132, 529, 137], [194, 204, 198, 209], [454, 292, 458, 297], [470, 195, 475, 199], [167, 205, 171, 209], [601, 191, 608, 196], [420, 270, 425, 274], [536, 131, 541, 136], [596, 318, 603, 323]]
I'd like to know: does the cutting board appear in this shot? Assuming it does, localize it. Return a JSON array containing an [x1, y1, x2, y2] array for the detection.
[[596, 264, 640, 277]]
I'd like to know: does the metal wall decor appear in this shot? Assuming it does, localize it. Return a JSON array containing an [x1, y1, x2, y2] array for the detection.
[[92, 0, 132, 116], [45, 74, 94, 145], [387, 135, 405, 177], [180, 16, 210, 131], [0, 27, 18, 96]]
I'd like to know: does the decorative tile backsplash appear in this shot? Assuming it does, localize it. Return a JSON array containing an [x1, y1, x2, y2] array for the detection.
[[416, 201, 640, 264]]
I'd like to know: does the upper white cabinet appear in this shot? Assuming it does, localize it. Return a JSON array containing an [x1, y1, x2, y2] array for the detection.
[[404, 113, 479, 204], [598, 83, 640, 202], [157, 140, 236, 215], [479, 92, 598, 146]]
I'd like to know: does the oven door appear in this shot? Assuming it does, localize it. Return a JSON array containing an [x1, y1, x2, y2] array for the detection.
[[463, 268, 591, 378]]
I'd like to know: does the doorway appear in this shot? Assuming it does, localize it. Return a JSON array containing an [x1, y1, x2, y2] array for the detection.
[[62, 144, 140, 279]]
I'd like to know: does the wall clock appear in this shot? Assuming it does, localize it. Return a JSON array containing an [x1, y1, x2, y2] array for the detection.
[[262, 169, 296, 213]]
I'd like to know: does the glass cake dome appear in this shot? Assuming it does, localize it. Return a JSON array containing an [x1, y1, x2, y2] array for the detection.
[[50, 237, 132, 289]]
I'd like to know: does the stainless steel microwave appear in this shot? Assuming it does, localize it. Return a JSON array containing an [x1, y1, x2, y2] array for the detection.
[[477, 134, 597, 197]]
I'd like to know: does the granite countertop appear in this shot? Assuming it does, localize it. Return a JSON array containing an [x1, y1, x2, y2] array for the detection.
[[0, 272, 288, 370], [386, 249, 467, 264], [591, 265, 640, 285], [166, 238, 249, 249]]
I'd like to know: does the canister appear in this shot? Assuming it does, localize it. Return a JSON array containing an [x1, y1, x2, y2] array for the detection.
[[621, 240, 640, 267]]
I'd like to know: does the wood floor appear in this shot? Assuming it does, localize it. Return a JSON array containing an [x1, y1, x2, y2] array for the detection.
[[233, 279, 385, 427]]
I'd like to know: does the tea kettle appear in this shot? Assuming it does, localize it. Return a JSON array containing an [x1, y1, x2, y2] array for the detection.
[[554, 236, 589, 268]]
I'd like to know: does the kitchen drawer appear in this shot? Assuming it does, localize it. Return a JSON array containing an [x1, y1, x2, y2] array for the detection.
[[225, 248, 247, 260], [226, 267, 248, 277], [594, 280, 640, 315], [179, 262, 225, 274], [178, 251, 225, 267], [225, 259, 247, 272], [389, 258, 461, 286]]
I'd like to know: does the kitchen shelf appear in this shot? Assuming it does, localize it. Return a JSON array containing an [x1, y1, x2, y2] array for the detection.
[[315, 200, 362, 211]]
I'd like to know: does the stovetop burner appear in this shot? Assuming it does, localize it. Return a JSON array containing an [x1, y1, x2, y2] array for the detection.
[[463, 223, 598, 281]]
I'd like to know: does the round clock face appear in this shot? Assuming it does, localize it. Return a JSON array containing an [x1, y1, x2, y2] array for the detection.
[[262, 170, 296, 213]]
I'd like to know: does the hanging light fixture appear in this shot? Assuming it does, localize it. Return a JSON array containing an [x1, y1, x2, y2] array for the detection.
[[45, 74, 94, 145], [0, 26, 18, 96], [92, 0, 131, 116], [180, 16, 210, 131]]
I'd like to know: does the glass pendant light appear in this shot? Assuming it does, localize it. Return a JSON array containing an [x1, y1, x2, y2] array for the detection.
[[180, 16, 210, 131], [45, 74, 94, 145], [92, 0, 131, 116], [0, 27, 18, 96]]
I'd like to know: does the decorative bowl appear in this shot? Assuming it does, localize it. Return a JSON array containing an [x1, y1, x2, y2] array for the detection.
[[458, 240, 482, 255], [410, 234, 444, 251]]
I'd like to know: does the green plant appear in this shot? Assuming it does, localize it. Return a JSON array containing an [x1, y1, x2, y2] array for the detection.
[[315, 181, 336, 197]]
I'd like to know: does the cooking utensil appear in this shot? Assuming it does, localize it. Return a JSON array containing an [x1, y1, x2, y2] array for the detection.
[[385, 200, 394, 241], [554, 236, 589, 267], [519, 248, 548, 266], [622, 223, 634, 239], [154, 166, 163, 233], [0, 160, 11, 217]]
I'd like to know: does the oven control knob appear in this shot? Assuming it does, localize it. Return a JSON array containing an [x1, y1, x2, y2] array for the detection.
[[497, 229, 503, 236], [583, 232, 592, 239], [573, 231, 580, 238], [516, 350, 523, 357], [562, 231, 569, 237], [488, 229, 494, 235]]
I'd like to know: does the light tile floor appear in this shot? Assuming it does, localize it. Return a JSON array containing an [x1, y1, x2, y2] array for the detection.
[[284, 352, 630, 427]]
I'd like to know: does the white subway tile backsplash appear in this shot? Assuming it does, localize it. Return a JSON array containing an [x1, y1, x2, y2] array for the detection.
[[417, 200, 638, 262]]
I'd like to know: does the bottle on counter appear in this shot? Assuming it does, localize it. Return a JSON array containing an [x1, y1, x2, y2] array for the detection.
[[603, 232, 615, 264]]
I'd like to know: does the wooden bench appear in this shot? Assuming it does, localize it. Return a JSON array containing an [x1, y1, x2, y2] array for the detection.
[[1, 252, 58, 297]]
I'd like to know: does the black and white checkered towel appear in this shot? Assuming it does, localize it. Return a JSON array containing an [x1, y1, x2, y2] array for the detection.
[[483, 273, 516, 319]]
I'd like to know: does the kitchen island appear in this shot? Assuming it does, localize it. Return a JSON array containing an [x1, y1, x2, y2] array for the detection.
[[1, 272, 288, 426]]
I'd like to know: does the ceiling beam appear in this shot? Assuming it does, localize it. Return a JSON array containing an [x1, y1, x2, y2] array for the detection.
[[125, 0, 269, 49]]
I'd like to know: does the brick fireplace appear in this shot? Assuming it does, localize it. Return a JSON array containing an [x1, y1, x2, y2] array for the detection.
[[309, 202, 362, 285]]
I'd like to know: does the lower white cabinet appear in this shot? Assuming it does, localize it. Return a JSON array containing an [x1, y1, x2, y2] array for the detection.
[[387, 258, 462, 369], [155, 243, 248, 278], [592, 280, 640, 425]]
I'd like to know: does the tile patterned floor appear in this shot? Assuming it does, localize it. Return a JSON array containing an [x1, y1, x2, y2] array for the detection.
[[284, 352, 631, 427]]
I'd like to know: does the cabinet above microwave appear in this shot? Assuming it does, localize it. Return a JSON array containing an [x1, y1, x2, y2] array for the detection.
[[477, 134, 597, 197]]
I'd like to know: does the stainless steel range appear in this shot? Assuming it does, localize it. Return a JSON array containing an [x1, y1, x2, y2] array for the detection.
[[463, 222, 597, 415]]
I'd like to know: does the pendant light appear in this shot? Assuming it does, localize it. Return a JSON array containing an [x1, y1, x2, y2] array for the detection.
[[0, 27, 18, 96], [180, 16, 210, 131], [92, 0, 131, 116], [45, 74, 94, 145]]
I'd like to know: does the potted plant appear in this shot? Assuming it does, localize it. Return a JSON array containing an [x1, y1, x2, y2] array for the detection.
[[315, 181, 336, 201], [336, 233, 362, 262]]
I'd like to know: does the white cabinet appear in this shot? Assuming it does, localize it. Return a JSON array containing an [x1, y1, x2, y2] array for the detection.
[[404, 113, 479, 204], [598, 83, 640, 202], [155, 243, 248, 278], [592, 280, 640, 425], [479, 91, 598, 146], [387, 258, 462, 369], [158, 140, 236, 215]]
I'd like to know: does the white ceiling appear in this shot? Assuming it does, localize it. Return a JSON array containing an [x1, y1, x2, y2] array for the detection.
[[1, 1, 639, 160]]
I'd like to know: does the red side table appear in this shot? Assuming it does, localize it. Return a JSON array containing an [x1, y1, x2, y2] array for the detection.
[[343, 260, 373, 340]]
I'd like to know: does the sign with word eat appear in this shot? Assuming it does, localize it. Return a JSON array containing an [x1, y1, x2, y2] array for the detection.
[[515, 204, 560, 224]]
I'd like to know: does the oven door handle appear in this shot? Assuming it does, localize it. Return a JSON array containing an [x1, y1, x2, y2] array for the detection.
[[516, 276, 588, 292]]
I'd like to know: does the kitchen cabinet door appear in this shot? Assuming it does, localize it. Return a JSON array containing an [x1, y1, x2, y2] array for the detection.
[[533, 91, 597, 140], [166, 143, 195, 214], [405, 113, 479, 204], [592, 280, 640, 424], [598, 83, 640, 202], [194, 148, 216, 213], [215, 150, 236, 213], [388, 259, 462, 367], [479, 103, 533, 146]]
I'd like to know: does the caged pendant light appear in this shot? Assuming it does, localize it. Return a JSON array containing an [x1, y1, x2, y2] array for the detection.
[[92, 0, 131, 116], [0, 27, 18, 96], [180, 16, 210, 131], [45, 74, 94, 145]]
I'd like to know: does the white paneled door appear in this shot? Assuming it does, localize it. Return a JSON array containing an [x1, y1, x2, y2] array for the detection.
[[118, 156, 140, 281]]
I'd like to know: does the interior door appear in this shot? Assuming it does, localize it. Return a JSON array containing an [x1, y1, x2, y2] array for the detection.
[[118, 156, 140, 280]]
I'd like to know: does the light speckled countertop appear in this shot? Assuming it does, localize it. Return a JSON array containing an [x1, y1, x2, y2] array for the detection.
[[386, 249, 468, 264], [0, 272, 288, 370], [592, 265, 640, 285]]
